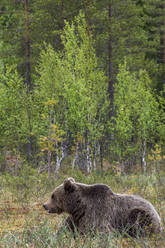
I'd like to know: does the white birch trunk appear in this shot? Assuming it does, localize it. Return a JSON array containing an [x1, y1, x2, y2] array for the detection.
[[86, 143, 92, 173], [142, 140, 147, 172], [93, 144, 99, 170], [47, 150, 52, 178], [72, 142, 79, 169], [56, 144, 65, 173]]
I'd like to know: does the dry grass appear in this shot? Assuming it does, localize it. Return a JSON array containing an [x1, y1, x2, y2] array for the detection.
[[0, 169, 164, 247]]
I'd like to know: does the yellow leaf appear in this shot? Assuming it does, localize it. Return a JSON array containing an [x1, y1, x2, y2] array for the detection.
[[51, 124, 58, 130]]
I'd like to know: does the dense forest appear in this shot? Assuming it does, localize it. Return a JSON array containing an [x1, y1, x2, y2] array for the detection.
[[0, 0, 165, 175]]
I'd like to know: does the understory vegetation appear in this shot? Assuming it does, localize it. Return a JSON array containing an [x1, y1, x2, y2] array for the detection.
[[0, 165, 165, 248]]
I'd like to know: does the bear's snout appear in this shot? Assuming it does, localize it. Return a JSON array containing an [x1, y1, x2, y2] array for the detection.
[[43, 201, 63, 214]]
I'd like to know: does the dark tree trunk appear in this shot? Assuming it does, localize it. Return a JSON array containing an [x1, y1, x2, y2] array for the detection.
[[25, 0, 31, 92], [108, 0, 114, 119], [163, 1, 165, 96], [59, 0, 64, 29], [84, 0, 92, 29], [25, 0, 32, 160]]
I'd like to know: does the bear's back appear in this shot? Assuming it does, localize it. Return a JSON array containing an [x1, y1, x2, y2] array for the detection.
[[80, 183, 113, 198]]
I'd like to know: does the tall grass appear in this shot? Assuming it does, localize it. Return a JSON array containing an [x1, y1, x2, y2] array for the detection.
[[0, 167, 164, 247]]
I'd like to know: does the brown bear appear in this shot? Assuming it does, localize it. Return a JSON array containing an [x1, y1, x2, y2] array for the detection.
[[43, 178, 162, 237]]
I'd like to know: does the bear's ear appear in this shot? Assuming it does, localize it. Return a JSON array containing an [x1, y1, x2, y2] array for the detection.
[[64, 178, 76, 193]]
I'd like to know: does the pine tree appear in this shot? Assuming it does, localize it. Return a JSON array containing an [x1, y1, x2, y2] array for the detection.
[[140, 0, 164, 91]]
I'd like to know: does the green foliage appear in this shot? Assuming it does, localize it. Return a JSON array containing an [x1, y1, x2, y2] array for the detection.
[[0, 1, 165, 172], [0, 65, 29, 150], [31, 0, 83, 56], [61, 12, 108, 142], [112, 60, 162, 160], [35, 12, 108, 151], [33, 46, 66, 148], [2, 167, 56, 207]]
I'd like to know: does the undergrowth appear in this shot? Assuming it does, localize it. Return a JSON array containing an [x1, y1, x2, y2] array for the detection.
[[0, 167, 165, 248]]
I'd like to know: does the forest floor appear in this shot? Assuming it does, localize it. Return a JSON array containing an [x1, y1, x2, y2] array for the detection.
[[0, 167, 165, 248]]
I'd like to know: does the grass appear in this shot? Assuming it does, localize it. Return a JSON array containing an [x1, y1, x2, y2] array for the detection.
[[0, 167, 165, 248]]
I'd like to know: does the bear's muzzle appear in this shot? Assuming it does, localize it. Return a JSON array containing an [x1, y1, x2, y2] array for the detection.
[[43, 204, 63, 214]]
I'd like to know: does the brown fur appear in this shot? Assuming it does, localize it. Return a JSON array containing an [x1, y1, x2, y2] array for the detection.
[[43, 178, 162, 236]]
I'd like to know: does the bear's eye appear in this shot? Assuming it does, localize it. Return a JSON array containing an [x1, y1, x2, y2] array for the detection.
[[51, 194, 55, 200]]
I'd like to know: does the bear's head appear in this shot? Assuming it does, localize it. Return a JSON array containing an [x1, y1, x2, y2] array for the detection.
[[43, 177, 80, 214]]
